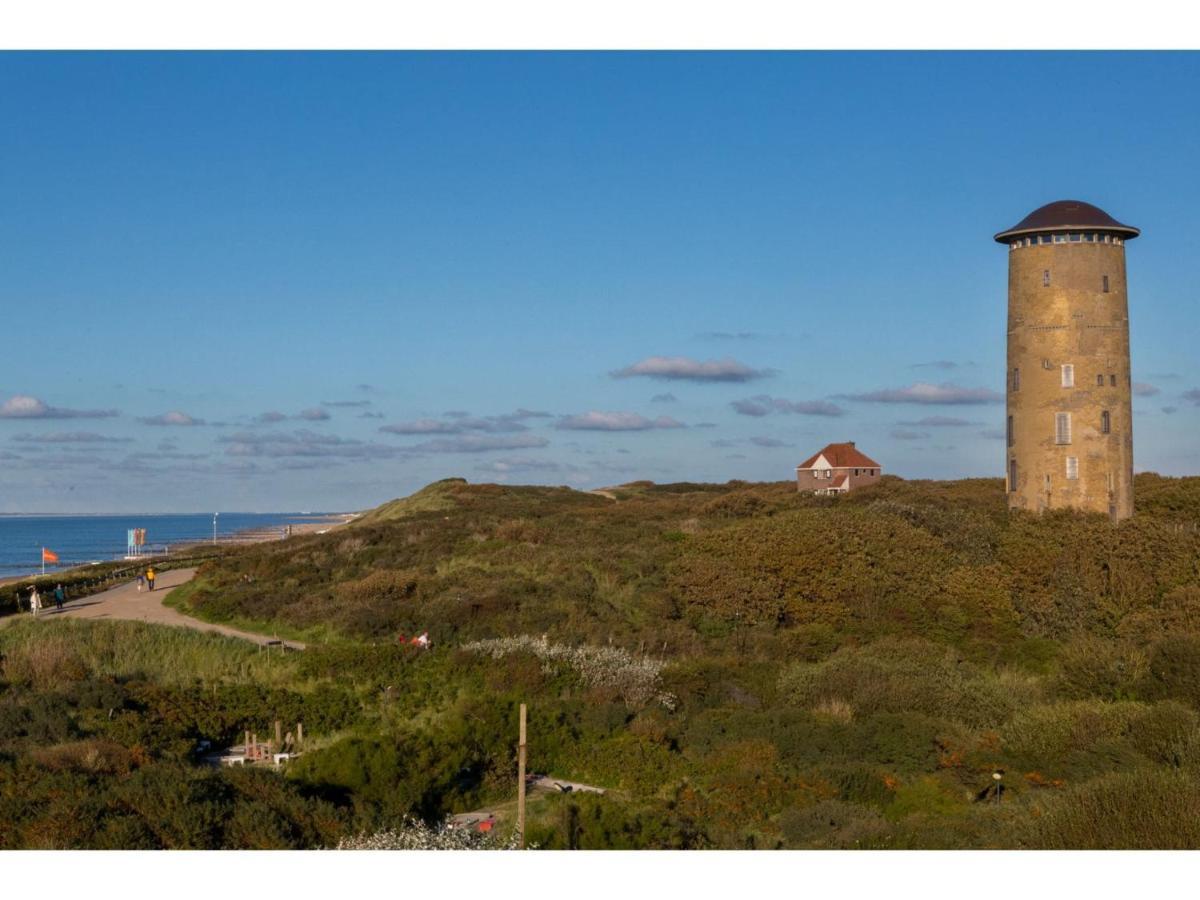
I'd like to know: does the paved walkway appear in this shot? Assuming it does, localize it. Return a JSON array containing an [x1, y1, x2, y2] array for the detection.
[[44, 568, 306, 650]]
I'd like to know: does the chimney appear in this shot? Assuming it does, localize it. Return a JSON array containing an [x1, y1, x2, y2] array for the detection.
[[848, 441, 855, 447]]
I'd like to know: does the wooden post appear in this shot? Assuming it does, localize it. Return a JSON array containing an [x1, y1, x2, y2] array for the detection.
[[275, 720, 282, 748], [297, 722, 304, 747], [517, 703, 527, 850]]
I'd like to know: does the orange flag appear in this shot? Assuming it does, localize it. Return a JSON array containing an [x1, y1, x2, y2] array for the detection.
[[42, 548, 59, 564]]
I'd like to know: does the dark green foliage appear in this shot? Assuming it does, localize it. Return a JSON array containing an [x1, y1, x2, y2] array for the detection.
[[4, 473, 1200, 848]]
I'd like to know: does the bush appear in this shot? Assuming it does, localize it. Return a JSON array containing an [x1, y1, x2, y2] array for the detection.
[[1019, 769, 1200, 849]]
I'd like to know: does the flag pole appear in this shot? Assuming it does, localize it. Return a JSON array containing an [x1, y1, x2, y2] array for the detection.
[[42, 548, 45, 576]]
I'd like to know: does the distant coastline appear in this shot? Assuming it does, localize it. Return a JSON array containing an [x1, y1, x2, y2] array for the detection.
[[0, 511, 358, 583]]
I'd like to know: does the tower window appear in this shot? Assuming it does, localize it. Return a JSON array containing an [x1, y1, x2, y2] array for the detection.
[[1101, 410, 1111, 434], [1097, 374, 1104, 386], [1043, 270, 1051, 286], [1042, 358, 1053, 370], [1055, 412, 1072, 445], [1012, 368, 1020, 391], [1066, 457, 1079, 480], [1007, 415, 1014, 447], [1110, 374, 1117, 386], [1009, 459, 1017, 493], [1102, 275, 1110, 293], [1061, 364, 1074, 388]]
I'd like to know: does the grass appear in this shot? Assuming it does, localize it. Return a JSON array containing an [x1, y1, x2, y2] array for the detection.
[[0, 616, 302, 688]]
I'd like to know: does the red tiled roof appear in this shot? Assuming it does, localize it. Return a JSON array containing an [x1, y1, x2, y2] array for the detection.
[[830, 474, 848, 488], [797, 442, 880, 470]]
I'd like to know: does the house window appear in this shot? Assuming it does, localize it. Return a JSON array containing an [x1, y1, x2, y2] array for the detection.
[[1007, 415, 1014, 447], [1055, 412, 1072, 445], [1069, 233, 1082, 242], [1061, 364, 1074, 388], [1054, 234, 1067, 243], [1066, 457, 1079, 480], [1012, 368, 1020, 391], [1101, 410, 1111, 434], [1102, 275, 1110, 293], [1009, 459, 1017, 493], [1043, 270, 1051, 286]]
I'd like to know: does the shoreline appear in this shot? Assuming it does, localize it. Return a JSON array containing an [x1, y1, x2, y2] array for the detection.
[[0, 512, 358, 585]]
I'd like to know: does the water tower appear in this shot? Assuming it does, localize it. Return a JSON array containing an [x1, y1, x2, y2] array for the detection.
[[994, 200, 1138, 519]]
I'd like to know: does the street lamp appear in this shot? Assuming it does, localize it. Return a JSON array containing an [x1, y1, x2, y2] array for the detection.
[[213, 512, 219, 545]]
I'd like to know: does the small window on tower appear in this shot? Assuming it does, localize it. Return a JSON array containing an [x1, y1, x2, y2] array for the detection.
[[1061, 364, 1074, 388], [1110, 374, 1117, 387], [1012, 368, 1020, 391], [1009, 459, 1017, 493], [1007, 415, 1014, 447], [1055, 412, 1072, 445], [1101, 410, 1111, 434], [1097, 374, 1104, 386], [1066, 457, 1079, 480], [1043, 270, 1051, 286], [1102, 275, 1110, 293]]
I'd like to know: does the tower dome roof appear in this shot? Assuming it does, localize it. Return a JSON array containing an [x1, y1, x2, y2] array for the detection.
[[994, 200, 1139, 243]]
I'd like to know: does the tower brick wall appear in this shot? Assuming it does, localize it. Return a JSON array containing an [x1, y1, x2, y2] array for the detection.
[[1001, 205, 1136, 520]]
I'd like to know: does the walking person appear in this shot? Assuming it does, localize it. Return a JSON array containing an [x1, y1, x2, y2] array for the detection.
[[53, 583, 65, 612], [136, 572, 145, 592], [146, 567, 156, 592], [29, 586, 42, 617]]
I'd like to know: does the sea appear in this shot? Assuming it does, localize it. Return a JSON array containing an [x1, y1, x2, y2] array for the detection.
[[0, 512, 325, 578]]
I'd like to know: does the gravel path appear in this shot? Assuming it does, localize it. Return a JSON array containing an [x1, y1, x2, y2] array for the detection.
[[45, 568, 306, 650]]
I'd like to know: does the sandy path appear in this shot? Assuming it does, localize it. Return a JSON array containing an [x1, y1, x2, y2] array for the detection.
[[44, 568, 306, 650]]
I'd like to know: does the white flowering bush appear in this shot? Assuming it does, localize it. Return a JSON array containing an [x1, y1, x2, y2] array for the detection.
[[335, 818, 524, 850], [461, 634, 676, 710]]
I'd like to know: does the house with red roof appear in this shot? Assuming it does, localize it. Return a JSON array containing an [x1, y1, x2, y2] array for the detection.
[[796, 442, 881, 495]]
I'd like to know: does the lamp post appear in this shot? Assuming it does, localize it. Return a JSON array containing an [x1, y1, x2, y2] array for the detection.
[[213, 512, 219, 545], [992, 769, 1004, 804]]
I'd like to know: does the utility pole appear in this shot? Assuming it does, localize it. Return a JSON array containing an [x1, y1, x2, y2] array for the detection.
[[517, 703, 527, 849]]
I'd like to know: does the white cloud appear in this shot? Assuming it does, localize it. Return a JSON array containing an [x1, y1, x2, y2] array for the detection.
[[556, 411, 685, 431], [0, 395, 118, 419], [139, 410, 205, 426], [381, 409, 545, 435], [406, 434, 550, 453], [731, 395, 845, 417], [836, 382, 1003, 405], [12, 432, 131, 444], [611, 356, 774, 383]]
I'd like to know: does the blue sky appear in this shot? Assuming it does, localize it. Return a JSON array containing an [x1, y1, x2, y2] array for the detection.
[[1, 52, 1197, 513]]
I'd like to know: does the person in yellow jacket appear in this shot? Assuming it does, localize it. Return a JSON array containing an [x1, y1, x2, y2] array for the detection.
[[146, 567, 156, 592]]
